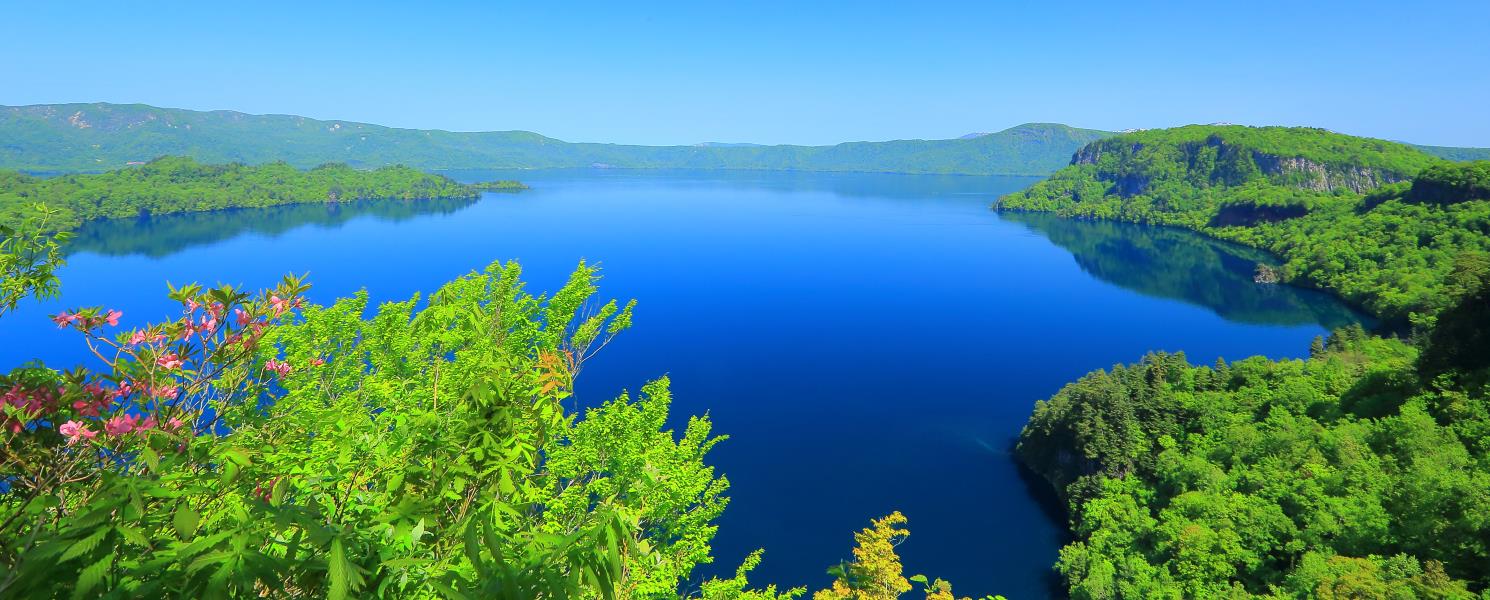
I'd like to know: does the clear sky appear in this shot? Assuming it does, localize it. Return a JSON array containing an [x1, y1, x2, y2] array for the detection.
[[3, 0, 1487, 146]]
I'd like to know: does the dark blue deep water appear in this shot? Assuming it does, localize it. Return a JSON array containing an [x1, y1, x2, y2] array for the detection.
[[0, 169, 1366, 598]]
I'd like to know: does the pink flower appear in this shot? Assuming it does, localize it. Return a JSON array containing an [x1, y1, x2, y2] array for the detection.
[[51, 311, 77, 328], [128, 330, 150, 345], [59, 420, 97, 443], [186, 299, 200, 312], [309, 357, 326, 367], [269, 295, 287, 313], [156, 352, 184, 370], [199, 315, 218, 333], [139, 416, 158, 431], [167, 417, 185, 431], [265, 359, 292, 377], [104, 414, 140, 436], [208, 303, 224, 318], [150, 386, 179, 400], [234, 308, 251, 327], [104, 309, 123, 327]]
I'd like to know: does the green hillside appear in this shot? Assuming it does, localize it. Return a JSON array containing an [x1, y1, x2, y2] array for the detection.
[[0, 103, 1110, 175], [997, 125, 1490, 321], [1019, 314, 1490, 598], [1414, 143, 1490, 162], [1005, 127, 1490, 599]]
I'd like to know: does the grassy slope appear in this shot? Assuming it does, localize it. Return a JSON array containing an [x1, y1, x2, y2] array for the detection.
[[0, 103, 1111, 175]]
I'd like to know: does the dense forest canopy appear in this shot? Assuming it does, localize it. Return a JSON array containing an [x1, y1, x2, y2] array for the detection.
[[998, 126, 1490, 322], [0, 103, 1112, 176], [0, 156, 524, 231], [1018, 284, 1490, 598]]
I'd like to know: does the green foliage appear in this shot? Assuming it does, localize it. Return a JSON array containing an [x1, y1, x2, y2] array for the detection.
[[0, 203, 70, 316], [0, 103, 1111, 176], [1, 259, 995, 599], [999, 126, 1490, 320], [0, 156, 484, 231], [1408, 161, 1490, 205], [814, 513, 1006, 600], [1018, 278, 1490, 597]]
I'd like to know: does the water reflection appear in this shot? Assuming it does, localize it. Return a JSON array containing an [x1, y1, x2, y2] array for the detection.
[[1004, 212, 1369, 329], [66, 196, 481, 258]]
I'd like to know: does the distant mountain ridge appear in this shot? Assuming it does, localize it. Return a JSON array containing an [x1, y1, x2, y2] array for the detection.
[[1412, 143, 1490, 162], [0, 103, 1112, 176]]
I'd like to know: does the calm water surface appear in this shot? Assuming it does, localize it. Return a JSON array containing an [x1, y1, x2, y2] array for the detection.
[[0, 169, 1367, 598]]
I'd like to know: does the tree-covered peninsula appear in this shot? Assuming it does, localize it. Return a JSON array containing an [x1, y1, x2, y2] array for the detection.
[[997, 126, 1490, 323], [1009, 125, 1490, 598], [1018, 282, 1490, 598], [0, 156, 525, 231]]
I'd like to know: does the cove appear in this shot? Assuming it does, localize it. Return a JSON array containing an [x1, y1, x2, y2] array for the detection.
[[0, 169, 1368, 598]]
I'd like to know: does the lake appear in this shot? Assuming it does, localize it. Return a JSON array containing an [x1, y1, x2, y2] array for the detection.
[[0, 169, 1368, 598]]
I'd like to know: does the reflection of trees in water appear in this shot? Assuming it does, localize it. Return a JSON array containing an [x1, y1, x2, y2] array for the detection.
[[1003, 212, 1369, 330], [66, 196, 482, 259]]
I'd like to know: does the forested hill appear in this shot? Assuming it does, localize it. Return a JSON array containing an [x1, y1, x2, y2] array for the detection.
[[997, 125, 1490, 321], [0, 103, 1110, 175], [1009, 124, 1490, 598], [0, 156, 523, 231], [1414, 143, 1490, 162]]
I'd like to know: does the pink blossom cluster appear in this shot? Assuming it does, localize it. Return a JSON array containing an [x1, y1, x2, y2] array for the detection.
[[70, 381, 125, 417], [59, 414, 185, 444], [265, 359, 293, 377], [16, 284, 307, 450], [3, 384, 64, 433], [50, 309, 123, 330]]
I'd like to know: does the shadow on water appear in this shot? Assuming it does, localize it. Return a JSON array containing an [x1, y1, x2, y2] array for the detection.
[[1002, 212, 1373, 331], [65, 196, 483, 259], [1010, 438, 1075, 599]]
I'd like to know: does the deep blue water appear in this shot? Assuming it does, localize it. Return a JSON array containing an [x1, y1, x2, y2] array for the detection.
[[0, 169, 1367, 598]]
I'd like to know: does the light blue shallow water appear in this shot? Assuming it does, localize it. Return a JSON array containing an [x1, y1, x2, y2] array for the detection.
[[0, 169, 1366, 598]]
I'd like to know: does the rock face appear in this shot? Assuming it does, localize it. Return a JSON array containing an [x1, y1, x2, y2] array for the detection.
[[1072, 134, 1414, 197], [1252, 153, 1412, 193], [1254, 263, 1281, 284]]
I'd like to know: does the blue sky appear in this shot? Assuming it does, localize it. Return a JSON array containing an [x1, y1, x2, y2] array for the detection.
[[3, 0, 1487, 146]]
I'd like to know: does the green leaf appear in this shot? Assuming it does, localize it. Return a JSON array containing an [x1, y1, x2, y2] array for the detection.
[[60, 528, 109, 563], [327, 537, 366, 600], [328, 538, 350, 600], [115, 525, 150, 547], [220, 461, 241, 485], [173, 503, 200, 540], [71, 554, 113, 600], [220, 447, 253, 466], [139, 444, 161, 472]]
